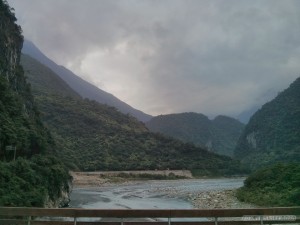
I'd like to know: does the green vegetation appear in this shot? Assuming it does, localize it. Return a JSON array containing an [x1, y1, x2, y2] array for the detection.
[[235, 77, 300, 170], [0, 0, 51, 159], [235, 77, 300, 206], [0, 0, 71, 207], [237, 163, 300, 206], [0, 155, 71, 207], [34, 95, 243, 174], [146, 113, 244, 157], [22, 54, 246, 175]]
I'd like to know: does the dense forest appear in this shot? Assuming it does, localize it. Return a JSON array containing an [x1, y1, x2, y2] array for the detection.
[[0, 0, 70, 207], [235, 77, 300, 170], [237, 163, 300, 206], [0, 0, 48, 159], [22, 54, 246, 176], [0, 156, 70, 207]]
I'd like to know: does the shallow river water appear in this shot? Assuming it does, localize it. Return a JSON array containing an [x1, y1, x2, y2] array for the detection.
[[70, 178, 245, 209]]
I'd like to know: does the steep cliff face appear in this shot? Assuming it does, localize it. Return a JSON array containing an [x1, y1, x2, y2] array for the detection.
[[0, 0, 50, 158], [234, 77, 300, 170], [44, 183, 71, 208], [0, 0, 71, 208], [0, 1, 23, 85]]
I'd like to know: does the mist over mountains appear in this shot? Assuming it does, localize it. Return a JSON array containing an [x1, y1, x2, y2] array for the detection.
[[23, 39, 300, 166], [23, 40, 262, 123], [21, 53, 243, 174], [23, 40, 251, 158], [22, 40, 152, 122]]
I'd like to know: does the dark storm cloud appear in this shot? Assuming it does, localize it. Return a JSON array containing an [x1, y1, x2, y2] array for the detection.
[[7, 0, 300, 117]]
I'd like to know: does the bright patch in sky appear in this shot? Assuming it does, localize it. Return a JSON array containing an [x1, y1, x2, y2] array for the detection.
[[8, 0, 300, 119]]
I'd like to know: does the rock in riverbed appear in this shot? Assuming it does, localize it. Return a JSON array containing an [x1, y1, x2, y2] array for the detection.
[[190, 190, 255, 209], [152, 186, 255, 209]]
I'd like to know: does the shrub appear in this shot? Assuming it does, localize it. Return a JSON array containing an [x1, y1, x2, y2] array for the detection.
[[237, 163, 300, 206]]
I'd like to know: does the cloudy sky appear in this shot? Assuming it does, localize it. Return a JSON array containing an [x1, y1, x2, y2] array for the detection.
[[7, 0, 300, 119]]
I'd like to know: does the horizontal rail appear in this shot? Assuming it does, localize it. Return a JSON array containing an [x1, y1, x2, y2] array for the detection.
[[1, 221, 300, 225], [0, 207, 299, 225], [1, 207, 300, 217]]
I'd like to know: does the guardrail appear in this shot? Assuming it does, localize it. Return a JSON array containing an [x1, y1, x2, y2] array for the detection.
[[0, 207, 299, 225]]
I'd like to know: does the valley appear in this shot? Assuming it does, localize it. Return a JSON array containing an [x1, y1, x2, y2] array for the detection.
[[70, 177, 254, 209], [1, 0, 299, 210], [21, 53, 244, 176]]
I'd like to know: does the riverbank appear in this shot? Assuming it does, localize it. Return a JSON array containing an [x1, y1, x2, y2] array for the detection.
[[150, 181, 255, 209], [70, 172, 254, 209], [190, 190, 255, 209], [165, 189, 255, 209], [71, 170, 193, 187]]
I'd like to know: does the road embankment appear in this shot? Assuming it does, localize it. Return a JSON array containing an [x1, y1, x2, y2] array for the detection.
[[71, 170, 192, 187]]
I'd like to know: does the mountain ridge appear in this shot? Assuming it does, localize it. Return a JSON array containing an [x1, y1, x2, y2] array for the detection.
[[21, 53, 244, 175], [146, 112, 244, 157], [22, 40, 152, 122], [234, 76, 300, 170]]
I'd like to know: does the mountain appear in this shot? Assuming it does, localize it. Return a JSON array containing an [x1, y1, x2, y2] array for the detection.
[[0, 3, 49, 159], [21, 54, 244, 175], [22, 40, 152, 122], [234, 77, 300, 170], [146, 113, 245, 157], [0, 0, 70, 207]]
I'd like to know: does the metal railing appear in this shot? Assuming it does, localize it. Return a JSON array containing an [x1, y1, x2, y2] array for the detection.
[[0, 207, 299, 225]]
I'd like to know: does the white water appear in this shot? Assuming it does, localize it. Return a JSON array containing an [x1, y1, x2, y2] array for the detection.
[[70, 178, 245, 209]]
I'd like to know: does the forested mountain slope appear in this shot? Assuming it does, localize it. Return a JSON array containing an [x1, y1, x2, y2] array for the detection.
[[22, 40, 152, 122], [237, 163, 300, 206], [22, 54, 244, 175], [234, 77, 300, 170], [0, 5, 49, 159], [0, 0, 70, 207], [146, 113, 244, 157]]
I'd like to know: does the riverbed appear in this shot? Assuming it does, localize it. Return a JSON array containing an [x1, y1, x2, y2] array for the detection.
[[69, 178, 253, 209]]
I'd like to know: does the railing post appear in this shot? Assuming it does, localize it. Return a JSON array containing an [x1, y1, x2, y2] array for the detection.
[[121, 217, 124, 225], [74, 217, 77, 225], [168, 216, 171, 225], [214, 217, 218, 225], [260, 215, 264, 225], [27, 216, 31, 225]]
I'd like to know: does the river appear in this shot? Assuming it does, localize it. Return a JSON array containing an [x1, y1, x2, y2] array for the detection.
[[69, 178, 245, 209]]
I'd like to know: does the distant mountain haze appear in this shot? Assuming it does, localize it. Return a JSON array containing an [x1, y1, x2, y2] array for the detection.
[[146, 112, 245, 157], [236, 106, 260, 124], [22, 40, 152, 122], [234, 77, 300, 170], [21, 54, 80, 99], [22, 40, 259, 124]]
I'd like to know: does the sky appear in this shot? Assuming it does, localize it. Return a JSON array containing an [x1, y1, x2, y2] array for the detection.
[[7, 0, 300, 118]]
